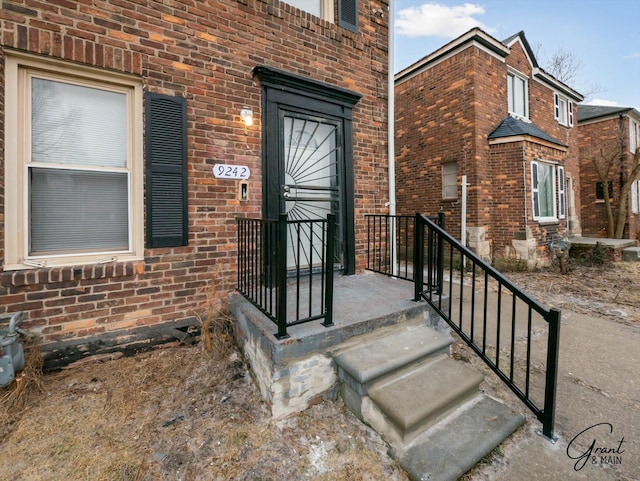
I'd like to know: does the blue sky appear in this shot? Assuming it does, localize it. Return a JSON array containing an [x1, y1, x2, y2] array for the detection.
[[394, 0, 640, 110]]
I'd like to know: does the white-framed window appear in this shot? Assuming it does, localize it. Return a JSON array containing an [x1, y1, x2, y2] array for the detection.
[[630, 119, 639, 153], [554, 93, 573, 127], [557, 166, 566, 219], [442, 162, 457, 199], [284, 0, 334, 20], [507, 71, 528, 119], [531, 161, 558, 222], [4, 52, 144, 270], [632, 180, 639, 215]]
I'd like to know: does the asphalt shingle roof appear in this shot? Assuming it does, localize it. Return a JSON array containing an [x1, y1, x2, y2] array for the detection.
[[488, 116, 565, 146], [577, 105, 634, 122]]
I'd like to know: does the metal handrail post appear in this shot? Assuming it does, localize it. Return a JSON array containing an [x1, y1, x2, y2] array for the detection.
[[322, 214, 336, 327], [542, 308, 561, 439], [275, 214, 289, 340], [437, 212, 445, 294], [413, 213, 424, 301]]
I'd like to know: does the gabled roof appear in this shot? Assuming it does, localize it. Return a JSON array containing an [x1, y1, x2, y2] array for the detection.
[[488, 116, 566, 146], [395, 27, 583, 102], [502, 31, 539, 69], [395, 27, 509, 84], [502, 31, 582, 102], [577, 105, 639, 122]]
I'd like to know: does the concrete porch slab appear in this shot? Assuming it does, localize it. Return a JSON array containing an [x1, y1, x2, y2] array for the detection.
[[229, 271, 444, 418], [568, 236, 637, 249], [231, 271, 429, 364]]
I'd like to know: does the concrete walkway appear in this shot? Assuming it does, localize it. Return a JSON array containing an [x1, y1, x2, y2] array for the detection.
[[463, 293, 640, 480]]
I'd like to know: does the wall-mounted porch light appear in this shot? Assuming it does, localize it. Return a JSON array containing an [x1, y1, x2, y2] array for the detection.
[[240, 109, 253, 127]]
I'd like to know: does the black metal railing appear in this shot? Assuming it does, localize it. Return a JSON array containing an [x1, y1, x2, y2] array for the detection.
[[366, 213, 444, 284], [413, 213, 560, 439], [237, 214, 335, 339]]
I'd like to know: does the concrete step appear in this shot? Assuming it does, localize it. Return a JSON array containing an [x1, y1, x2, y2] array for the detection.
[[368, 356, 483, 439], [334, 323, 452, 395], [622, 246, 640, 261], [333, 320, 524, 479], [398, 395, 525, 481]]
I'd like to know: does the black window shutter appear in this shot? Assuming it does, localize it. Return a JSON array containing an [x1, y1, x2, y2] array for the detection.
[[338, 0, 358, 32], [145, 93, 188, 248]]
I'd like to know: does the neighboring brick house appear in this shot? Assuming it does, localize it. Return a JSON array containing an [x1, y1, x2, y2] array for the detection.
[[395, 28, 583, 266], [578, 105, 640, 239], [0, 0, 390, 366]]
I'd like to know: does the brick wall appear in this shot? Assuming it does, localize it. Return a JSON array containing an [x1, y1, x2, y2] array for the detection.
[[395, 48, 488, 241], [0, 0, 390, 361], [579, 115, 639, 239]]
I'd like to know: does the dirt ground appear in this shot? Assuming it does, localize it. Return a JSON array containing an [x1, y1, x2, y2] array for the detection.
[[0, 262, 638, 481], [507, 261, 640, 327]]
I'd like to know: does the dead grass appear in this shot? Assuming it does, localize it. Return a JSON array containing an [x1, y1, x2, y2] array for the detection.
[[507, 262, 640, 325], [0, 336, 45, 438], [0, 321, 406, 481]]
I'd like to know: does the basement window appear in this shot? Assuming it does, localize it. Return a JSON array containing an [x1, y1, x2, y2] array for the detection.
[[442, 162, 458, 199]]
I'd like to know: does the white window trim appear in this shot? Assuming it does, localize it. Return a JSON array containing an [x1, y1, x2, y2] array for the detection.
[[568, 101, 574, 127], [507, 69, 529, 120], [4, 51, 144, 271], [631, 119, 639, 153], [554, 92, 573, 127], [557, 166, 566, 219], [531, 160, 558, 223], [632, 180, 639, 215]]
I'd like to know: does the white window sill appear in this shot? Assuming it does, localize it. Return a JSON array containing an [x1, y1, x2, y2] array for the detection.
[[508, 112, 530, 123], [535, 218, 559, 225], [4, 252, 143, 272]]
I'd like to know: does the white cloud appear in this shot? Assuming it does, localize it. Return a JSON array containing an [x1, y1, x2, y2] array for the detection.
[[396, 2, 494, 38], [583, 98, 622, 107], [623, 52, 640, 60]]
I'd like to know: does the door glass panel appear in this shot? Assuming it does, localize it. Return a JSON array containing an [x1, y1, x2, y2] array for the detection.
[[282, 114, 342, 271]]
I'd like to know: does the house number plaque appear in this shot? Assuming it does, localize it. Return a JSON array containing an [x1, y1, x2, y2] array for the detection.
[[213, 164, 251, 180]]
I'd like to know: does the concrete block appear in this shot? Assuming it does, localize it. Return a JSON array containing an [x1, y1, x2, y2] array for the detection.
[[622, 247, 640, 261]]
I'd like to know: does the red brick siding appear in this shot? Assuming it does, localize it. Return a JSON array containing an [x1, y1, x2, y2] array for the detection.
[[470, 48, 510, 236], [0, 0, 389, 346], [579, 116, 639, 239], [395, 48, 498, 240], [487, 142, 526, 251], [507, 42, 581, 234]]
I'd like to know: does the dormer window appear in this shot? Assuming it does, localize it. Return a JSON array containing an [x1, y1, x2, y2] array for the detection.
[[507, 71, 528, 119], [554, 93, 573, 127]]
